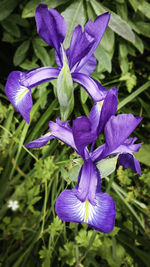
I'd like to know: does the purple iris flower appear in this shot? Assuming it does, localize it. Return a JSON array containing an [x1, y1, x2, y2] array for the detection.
[[5, 3, 110, 124], [25, 88, 142, 232]]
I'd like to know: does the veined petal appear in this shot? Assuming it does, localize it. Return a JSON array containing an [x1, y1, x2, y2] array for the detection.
[[5, 68, 59, 123], [75, 12, 110, 72], [101, 114, 142, 158], [22, 67, 59, 89], [72, 73, 107, 101], [98, 88, 117, 135], [78, 54, 97, 75], [110, 139, 142, 155], [5, 71, 32, 124], [25, 133, 53, 149], [67, 25, 94, 71], [55, 189, 116, 233], [35, 4, 67, 57], [72, 117, 96, 158], [88, 88, 117, 138], [76, 160, 100, 205], [120, 153, 141, 175], [87, 192, 116, 233], [49, 120, 78, 152]]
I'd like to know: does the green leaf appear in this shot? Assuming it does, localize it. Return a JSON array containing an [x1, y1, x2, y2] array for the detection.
[[1, 20, 20, 38], [61, 0, 86, 49], [22, 0, 69, 18], [69, 165, 80, 182], [135, 21, 150, 38], [32, 40, 51, 66], [96, 156, 118, 178], [0, 0, 20, 21], [20, 59, 39, 70], [13, 40, 30, 66], [137, 0, 150, 19], [48, 0, 69, 8], [117, 81, 150, 110], [132, 34, 144, 54], [101, 27, 115, 54], [91, 0, 135, 43], [135, 144, 150, 167], [22, 0, 41, 18], [80, 88, 89, 104], [57, 50, 73, 107], [94, 45, 112, 73]]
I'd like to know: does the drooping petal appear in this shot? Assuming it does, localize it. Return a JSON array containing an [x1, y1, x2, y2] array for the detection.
[[87, 192, 116, 233], [5, 68, 59, 123], [55, 189, 116, 233], [75, 12, 110, 72], [5, 71, 32, 124], [67, 25, 94, 71], [78, 54, 97, 75], [55, 188, 85, 223], [35, 4, 67, 59], [72, 117, 96, 158], [120, 153, 141, 175], [72, 73, 107, 101], [25, 133, 53, 149], [102, 114, 142, 157], [49, 120, 78, 152]]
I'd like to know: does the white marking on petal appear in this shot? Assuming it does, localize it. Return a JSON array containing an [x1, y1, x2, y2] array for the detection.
[[15, 86, 29, 105]]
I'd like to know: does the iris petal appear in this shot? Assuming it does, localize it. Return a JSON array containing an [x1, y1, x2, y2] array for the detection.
[[120, 153, 141, 175], [55, 189, 116, 233], [35, 4, 67, 58], [5, 68, 59, 123], [75, 12, 110, 72], [25, 133, 53, 148], [5, 71, 32, 124], [72, 73, 107, 102], [49, 119, 78, 152]]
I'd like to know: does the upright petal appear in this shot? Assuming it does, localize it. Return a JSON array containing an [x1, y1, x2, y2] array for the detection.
[[76, 160, 100, 205], [102, 114, 142, 156], [55, 189, 116, 233], [75, 13, 110, 72], [88, 88, 117, 138], [67, 25, 94, 71], [120, 153, 141, 175], [35, 4, 67, 57], [98, 88, 117, 135], [72, 117, 96, 158], [49, 120, 78, 152], [72, 73, 107, 102], [78, 54, 97, 76], [5, 68, 59, 123]]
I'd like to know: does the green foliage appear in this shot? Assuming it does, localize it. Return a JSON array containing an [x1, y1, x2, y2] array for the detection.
[[0, 0, 150, 266]]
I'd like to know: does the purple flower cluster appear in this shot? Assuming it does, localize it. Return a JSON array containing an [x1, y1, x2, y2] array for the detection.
[[25, 89, 142, 232], [5, 4, 142, 233]]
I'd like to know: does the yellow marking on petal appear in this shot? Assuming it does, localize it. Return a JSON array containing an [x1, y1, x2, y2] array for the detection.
[[16, 88, 28, 103], [84, 199, 89, 222], [99, 101, 103, 108]]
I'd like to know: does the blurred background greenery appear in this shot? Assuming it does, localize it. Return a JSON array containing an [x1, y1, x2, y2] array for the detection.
[[0, 0, 150, 266]]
